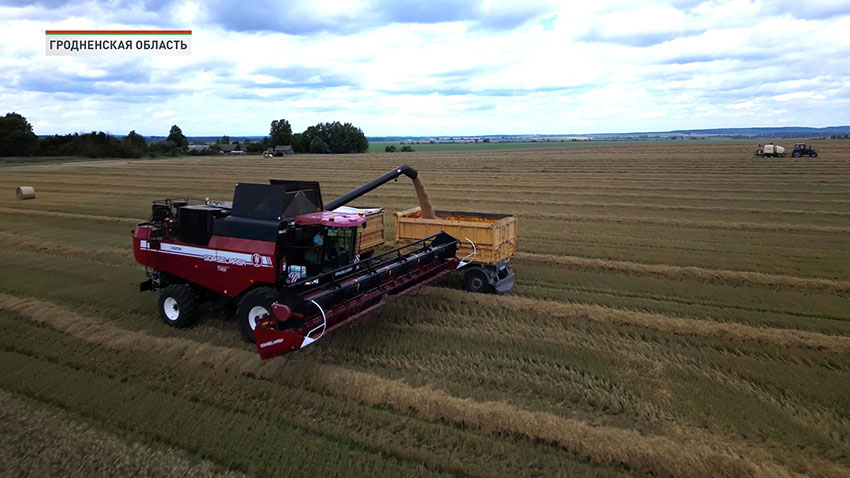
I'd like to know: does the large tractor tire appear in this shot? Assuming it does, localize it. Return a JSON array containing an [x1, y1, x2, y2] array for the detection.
[[158, 284, 199, 328], [237, 287, 278, 342], [463, 268, 492, 294], [812, 152, 818, 158], [792, 151, 802, 158]]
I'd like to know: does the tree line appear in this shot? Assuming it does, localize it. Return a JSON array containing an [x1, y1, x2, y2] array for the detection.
[[0, 112, 369, 157], [270, 118, 369, 154]]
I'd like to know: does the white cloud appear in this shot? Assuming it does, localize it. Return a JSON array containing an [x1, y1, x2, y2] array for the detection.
[[773, 91, 825, 102], [0, 0, 848, 135], [726, 100, 755, 110], [176, 1, 200, 24]]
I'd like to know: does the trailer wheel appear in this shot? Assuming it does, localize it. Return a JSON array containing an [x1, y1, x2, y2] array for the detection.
[[158, 284, 199, 328], [237, 287, 277, 342], [463, 268, 492, 294]]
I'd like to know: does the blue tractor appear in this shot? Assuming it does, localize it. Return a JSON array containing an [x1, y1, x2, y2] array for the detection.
[[792, 143, 818, 158]]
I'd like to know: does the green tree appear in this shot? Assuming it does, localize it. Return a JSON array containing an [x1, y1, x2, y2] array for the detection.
[[385, 145, 397, 152], [270, 119, 292, 146], [166, 125, 188, 152], [309, 136, 328, 154], [0, 112, 38, 156], [332, 121, 368, 153], [151, 140, 181, 156], [245, 138, 266, 153], [120, 130, 148, 158], [293, 121, 369, 154], [292, 132, 307, 153]]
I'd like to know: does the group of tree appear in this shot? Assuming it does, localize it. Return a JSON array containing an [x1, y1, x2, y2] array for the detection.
[[0, 113, 39, 156], [38, 130, 151, 158], [199, 118, 369, 155], [147, 125, 188, 156], [269, 119, 292, 146], [385, 145, 414, 153], [0, 112, 150, 158], [289, 121, 369, 154], [0, 112, 371, 157]]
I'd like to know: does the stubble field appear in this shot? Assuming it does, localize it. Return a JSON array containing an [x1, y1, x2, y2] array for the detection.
[[1, 140, 849, 477]]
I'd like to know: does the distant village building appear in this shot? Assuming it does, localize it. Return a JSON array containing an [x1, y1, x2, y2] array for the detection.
[[399, 135, 592, 145], [187, 144, 211, 153], [274, 145, 294, 155], [219, 144, 237, 154]]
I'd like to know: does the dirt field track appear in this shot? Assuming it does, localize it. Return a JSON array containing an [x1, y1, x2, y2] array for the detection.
[[1, 140, 849, 477]]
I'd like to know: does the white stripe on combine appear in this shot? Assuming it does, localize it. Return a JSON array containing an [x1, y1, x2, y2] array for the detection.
[[139, 240, 273, 268]]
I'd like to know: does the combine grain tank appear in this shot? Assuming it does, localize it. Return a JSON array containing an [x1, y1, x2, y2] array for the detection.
[[395, 207, 517, 294]]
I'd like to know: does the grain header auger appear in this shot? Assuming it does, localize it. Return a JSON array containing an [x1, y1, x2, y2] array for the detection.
[[132, 165, 460, 359]]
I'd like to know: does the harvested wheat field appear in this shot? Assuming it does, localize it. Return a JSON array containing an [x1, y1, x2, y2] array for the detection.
[[1, 140, 849, 477]]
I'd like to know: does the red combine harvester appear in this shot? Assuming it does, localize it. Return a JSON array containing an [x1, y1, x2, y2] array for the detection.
[[132, 165, 460, 359]]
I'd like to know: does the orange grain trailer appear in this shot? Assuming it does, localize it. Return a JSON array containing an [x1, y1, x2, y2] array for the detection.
[[395, 207, 516, 293]]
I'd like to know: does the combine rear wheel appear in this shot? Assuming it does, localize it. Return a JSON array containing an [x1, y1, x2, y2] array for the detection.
[[158, 284, 199, 327], [237, 287, 278, 342]]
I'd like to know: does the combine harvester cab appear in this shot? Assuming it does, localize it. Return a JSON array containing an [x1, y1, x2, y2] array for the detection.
[[132, 165, 460, 360], [331, 205, 385, 257]]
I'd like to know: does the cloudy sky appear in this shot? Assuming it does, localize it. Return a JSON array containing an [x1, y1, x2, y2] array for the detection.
[[1, 0, 849, 136]]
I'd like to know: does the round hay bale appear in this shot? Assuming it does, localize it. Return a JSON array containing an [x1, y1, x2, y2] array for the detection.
[[16, 186, 36, 200]]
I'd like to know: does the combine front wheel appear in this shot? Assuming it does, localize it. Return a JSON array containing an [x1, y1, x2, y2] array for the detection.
[[237, 287, 278, 342], [158, 284, 199, 327]]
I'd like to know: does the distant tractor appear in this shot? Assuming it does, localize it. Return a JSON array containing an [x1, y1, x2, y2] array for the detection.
[[263, 148, 281, 158], [755, 143, 785, 157], [264, 146, 294, 158], [792, 143, 818, 158]]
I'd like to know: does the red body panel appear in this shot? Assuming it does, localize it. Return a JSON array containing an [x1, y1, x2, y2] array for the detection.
[[133, 225, 277, 297]]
